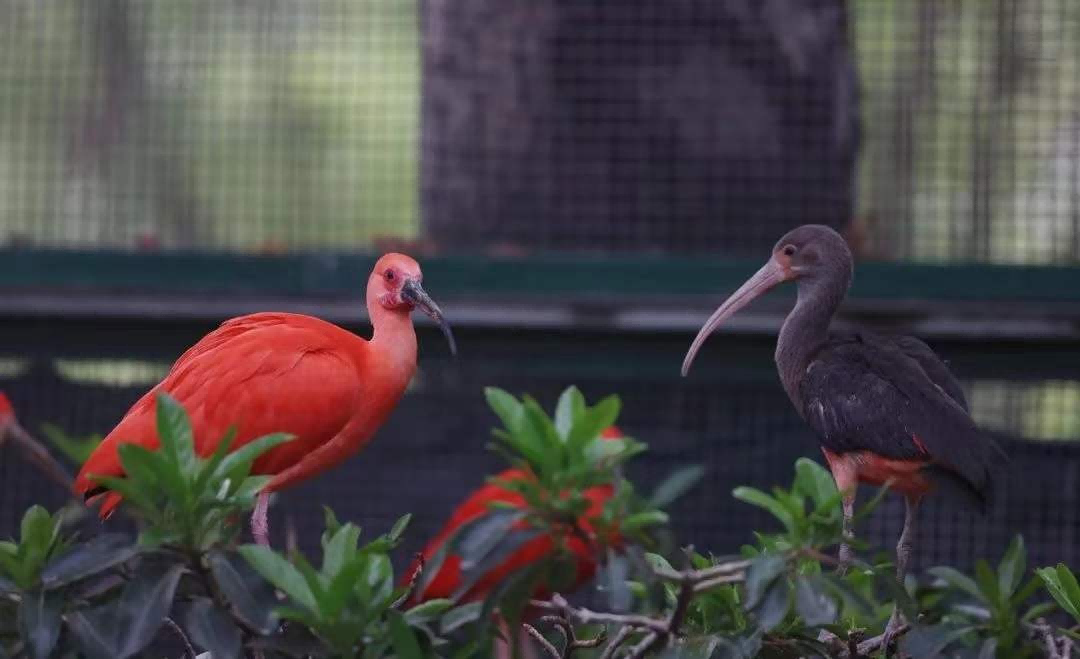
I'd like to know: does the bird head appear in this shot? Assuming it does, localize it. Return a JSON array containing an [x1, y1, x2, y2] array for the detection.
[[681, 224, 852, 376], [371, 253, 457, 355]]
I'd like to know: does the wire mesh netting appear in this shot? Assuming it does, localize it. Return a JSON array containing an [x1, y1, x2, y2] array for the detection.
[[0, 1, 1078, 261], [0, 0, 1079, 590], [0, 330, 1077, 573]]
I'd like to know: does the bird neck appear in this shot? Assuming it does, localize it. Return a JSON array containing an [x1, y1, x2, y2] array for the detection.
[[775, 275, 847, 407], [368, 303, 418, 382]]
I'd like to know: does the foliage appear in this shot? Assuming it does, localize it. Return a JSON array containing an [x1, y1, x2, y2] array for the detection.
[[0, 386, 1074, 659], [39, 423, 103, 467]]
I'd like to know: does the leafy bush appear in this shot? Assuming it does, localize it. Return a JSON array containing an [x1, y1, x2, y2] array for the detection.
[[0, 386, 1073, 659]]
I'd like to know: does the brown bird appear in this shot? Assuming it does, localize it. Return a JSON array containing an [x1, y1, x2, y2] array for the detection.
[[681, 224, 1007, 639]]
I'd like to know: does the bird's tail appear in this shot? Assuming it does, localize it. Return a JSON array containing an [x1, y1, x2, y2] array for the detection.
[[924, 429, 1009, 515]]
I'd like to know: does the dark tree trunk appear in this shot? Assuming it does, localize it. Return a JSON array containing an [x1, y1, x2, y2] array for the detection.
[[421, 0, 859, 257]]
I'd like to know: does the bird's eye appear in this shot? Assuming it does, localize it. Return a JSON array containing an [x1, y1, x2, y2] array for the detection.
[[782, 245, 796, 256], [384, 270, 395, 281]]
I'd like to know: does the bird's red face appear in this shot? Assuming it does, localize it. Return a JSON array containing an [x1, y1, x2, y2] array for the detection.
[[371, 253, 457, 355], [681, 225, 851, 376]]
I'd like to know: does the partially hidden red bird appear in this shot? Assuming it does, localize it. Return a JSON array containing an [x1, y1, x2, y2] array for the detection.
[[73, 253, 456, 546], [0, 391, 73, 489], [405, 426, 625, 658], [680, 225, 1007, 638]]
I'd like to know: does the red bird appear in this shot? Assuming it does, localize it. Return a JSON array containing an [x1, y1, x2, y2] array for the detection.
[[681, 225, 1006, 639], [0, 392, 73, 489], [405, 426, 624, 658], [73, 253, 456, 545]]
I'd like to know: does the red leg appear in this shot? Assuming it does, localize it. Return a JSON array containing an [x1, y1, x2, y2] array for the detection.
[[822, 450, 858, 574], [252, 492, 271, 547]]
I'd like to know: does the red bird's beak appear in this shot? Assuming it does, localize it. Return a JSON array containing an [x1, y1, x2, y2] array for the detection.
[[401, 278, 457, 356], [681, 257, 791, 376]]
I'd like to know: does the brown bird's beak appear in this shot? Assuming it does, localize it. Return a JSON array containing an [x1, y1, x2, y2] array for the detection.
[[401, 279, 457, 356], [681, 257, 791, 376]]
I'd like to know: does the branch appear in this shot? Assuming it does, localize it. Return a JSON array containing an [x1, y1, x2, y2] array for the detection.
[[524, 623, 563, 659], [597, 626, 637, 659], [532, 595, 668, 633], [1033, 618, 1070, 659]]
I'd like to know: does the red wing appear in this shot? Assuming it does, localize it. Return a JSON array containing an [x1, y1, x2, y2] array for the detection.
[[75, 313, 363, 514]]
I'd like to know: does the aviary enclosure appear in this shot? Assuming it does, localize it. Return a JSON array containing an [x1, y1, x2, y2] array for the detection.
[[0, 1, 1079, 657]]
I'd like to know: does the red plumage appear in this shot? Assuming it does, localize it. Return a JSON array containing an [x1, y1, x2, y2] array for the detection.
[[405, 426, 624, 606], [72, 254, 456, 541]]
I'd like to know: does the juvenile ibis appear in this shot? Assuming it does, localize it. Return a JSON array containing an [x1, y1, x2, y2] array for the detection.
[[681, 225, 1006, 634], [73, 253, 456, 546], [405, 427, 625, 659]]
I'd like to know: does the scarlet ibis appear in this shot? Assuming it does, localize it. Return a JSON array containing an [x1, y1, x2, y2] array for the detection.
[[0, 392, 73, 489], [405, 426, 624, 658], [680, 225, 1006, 632], [73, 253, 456, 546]]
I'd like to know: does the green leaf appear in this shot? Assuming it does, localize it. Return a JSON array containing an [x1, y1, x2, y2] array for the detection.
[[321, 523, 361, 578], [755, 578, 790, 631], [215, 433, 294, 482], [389, 513, 412, 543], [41, 533, 136, 589], [18, 590, 62, 659], [206, 550, 279, 635], [568, 395, 621, 458], [998, 535, 1025, 597], [974, 560, 1001, 606], [1038, 564, 1080, 622], [193, 426, 237, 494], [794, 577, 837, 626], [65, 606, 118, 659], [485, 387, 525, 434], [649, 465, 705, 509], [440, 602, 484, 635], [456, 510, 526, 570], [117, 443, 187, 503], [155, 393, 196, 473], [732, 487, 794, 532], [184, 598, 242, 659], [388, 610, 425, 659], [901, 624, 974, 659], [19, 506, 56, 556], [554, 386, 585, 440], [239, 545, 318, 612], [404, 599, 454, 625], [621, 511, 670, 533], [929, 566, 983, 601], [743, 554, 786, 609], [117, 563, 185, 658], [793, 458, 838, 508], [40, 423, 102, 465]]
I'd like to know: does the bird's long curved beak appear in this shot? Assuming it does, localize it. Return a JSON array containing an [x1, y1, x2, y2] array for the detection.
[[402, 279, 457, 356], [681, 258, 790, 376]]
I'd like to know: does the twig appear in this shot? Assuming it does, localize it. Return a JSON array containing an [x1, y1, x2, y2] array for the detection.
[[1034, 618, 1069, 659], [534, 595, 668, 633], [163, 616, 197, 659], [624, 632, 659, 659], [524, 624, 562, 659], [598, 626, 636, 659], [393, 553, 426, 610], [537, 613, 605, 657]]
